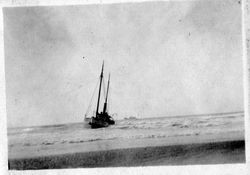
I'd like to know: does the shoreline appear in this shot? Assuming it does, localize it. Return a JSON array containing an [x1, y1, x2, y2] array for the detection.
[[9, 139, 245, 170]]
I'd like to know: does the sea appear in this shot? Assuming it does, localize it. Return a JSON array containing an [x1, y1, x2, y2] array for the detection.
[[8, 112, 244, 157]]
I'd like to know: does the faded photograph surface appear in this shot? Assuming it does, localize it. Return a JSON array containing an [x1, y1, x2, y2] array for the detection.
[[4, 0, 245, 170]]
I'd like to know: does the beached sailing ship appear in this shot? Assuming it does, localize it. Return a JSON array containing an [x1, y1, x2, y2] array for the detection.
[[85, 61, 115, 128]]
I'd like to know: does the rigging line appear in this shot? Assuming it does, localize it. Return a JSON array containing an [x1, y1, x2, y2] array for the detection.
[[85, 79, 99, 118]]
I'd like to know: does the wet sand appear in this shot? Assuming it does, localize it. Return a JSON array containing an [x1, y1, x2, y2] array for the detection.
[[9, 140, 245, 170]]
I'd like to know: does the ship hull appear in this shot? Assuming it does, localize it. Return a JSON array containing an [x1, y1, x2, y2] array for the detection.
[[88, 114, 115, 128], [108, 120, 115, 125], [89, 117, 109, 129]]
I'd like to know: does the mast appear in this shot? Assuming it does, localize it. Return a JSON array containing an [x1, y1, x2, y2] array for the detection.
[[96, 61, 104, 116], [103, 73, 110, 113]]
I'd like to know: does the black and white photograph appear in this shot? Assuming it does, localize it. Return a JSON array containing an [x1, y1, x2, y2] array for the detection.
[[1, 0, 247, 172]]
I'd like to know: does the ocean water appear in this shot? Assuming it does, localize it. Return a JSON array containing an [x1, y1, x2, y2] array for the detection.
[[8, 112, 244, 151]]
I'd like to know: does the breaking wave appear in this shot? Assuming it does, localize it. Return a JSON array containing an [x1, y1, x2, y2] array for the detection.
[[8, 112, 244, 148]]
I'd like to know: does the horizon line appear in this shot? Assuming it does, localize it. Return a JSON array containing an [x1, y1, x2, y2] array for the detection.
[[7, 110, 244, 129]]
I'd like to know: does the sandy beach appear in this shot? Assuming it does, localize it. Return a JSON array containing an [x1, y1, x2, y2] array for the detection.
[[9, 139, 245, 169]]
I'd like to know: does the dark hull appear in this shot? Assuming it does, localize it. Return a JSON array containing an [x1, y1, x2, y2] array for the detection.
[[89, 122, 109, 129], [108, 120, 115, 125], [89, 115, 115, 129], [89, 117, 108, 129]]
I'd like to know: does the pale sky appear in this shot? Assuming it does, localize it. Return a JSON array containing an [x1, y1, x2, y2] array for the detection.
[[4, 0, 243, 128]]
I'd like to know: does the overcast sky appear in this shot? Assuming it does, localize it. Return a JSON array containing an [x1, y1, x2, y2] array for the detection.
[[4, 0, 243, 128]]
